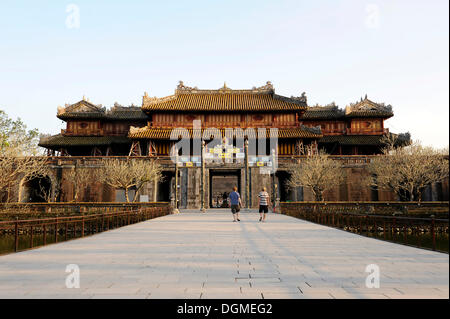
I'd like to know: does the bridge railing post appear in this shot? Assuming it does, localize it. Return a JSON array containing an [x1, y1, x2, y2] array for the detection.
[[81, 216, 84, 237], [431, 215, 436, 251], [55, 216, 58, 243], [14, 218, 19, 252]]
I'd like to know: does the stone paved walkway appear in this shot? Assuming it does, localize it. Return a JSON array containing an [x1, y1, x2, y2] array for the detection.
[[0, 210, 448, 299]]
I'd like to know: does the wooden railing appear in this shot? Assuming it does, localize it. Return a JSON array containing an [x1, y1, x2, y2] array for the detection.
[[0, 206, 171, 255], [280, 202, 449, 252], [280, 201, 449, 217], [1, 201, 169, 213]]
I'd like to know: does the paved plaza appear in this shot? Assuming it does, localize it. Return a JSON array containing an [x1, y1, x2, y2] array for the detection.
[[0, 210, 448, 299]]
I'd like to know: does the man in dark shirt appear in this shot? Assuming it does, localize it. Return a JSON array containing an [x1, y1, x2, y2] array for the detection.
[[228, 186, 241, 222]]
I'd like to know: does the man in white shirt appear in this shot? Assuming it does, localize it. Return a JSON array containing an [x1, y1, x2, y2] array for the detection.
[[258, 187, 271, 222]]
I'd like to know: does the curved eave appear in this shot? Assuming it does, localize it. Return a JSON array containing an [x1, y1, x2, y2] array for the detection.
[[57, 113, 148, 121], [38, 135, 131, 149], [318, 135, 386, 146], [57, 113, 105, 121], [345, 112, 394, 119], [302, 114, 346, 120]]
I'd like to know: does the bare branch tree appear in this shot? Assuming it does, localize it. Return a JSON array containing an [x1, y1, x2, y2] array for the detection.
[[67, 164, 94, 202], [1, 109, 50, 202], [287, 151, 346, 201], [132, 160, 163, 202], [0, 156, 50, 202], [35, 177, 52, 202], [98, 158, 162, 203], [368, 141, 449, 201]]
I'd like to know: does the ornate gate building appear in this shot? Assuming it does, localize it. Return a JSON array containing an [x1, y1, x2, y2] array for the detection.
[[37, 81, 426, 207]]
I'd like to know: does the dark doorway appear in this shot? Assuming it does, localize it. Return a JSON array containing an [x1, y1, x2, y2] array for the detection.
[[209, 170, 241, 208], [158, 171, 174, 202], [276, 171, 293, 202], [21, 176, 52, 203]]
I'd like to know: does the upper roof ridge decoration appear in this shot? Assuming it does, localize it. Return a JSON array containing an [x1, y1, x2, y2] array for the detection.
[[288, 92, 307, 104], [217, 81, 233, 93], [345, 95, 393, 114], [57, 98, 105, 115], [173, 81, 275, 95], [252, 81, 274, 93], [302, 102, 345, 119], [176, 80, 199, 93], [299, 124, 322, 135], [308, 101, 341, 111], [108, 102, 142, 113]]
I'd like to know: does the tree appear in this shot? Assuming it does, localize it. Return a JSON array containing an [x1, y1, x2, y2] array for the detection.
[[368, 141, 449, 201], [67, 164, 93, 202], [287, 151, 346, 201], [33, 176, 58, 203], [1, 110, 49, 202], [0, 155, 50, 202], [98, 158, 162, 203], [0, 110, 41, 156]]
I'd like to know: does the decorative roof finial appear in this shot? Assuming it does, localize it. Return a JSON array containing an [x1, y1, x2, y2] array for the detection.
[[364, 94, 368, 100], [223, 82, 227, 89], [82, 95, 86, 101]]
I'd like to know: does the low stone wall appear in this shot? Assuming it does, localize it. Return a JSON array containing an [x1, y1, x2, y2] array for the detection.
[[5, 156, 449, 207], [279, 201, 449, 218]]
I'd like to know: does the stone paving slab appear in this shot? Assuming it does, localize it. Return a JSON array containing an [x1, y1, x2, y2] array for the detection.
[[0, 210, 448, 299]]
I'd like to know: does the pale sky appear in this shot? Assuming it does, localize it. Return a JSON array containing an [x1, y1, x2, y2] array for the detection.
[[0, 0, 448, 148]]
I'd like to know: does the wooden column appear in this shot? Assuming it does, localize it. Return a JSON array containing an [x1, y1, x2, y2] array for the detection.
[[200, 140, 206, 212], [245, 139, 249, 210]]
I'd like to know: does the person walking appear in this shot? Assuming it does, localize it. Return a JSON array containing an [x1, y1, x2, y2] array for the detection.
[[258, 187, 271, 222], [228, 186, 241, 222]]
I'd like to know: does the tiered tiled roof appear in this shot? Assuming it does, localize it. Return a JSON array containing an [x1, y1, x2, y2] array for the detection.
[[106, 105, 148, 120], [57, 100, 147, 121], [345, 95, 393, 118], [141, 81, 308, 112], [303, 103, 345, 120], [303, 97, 393, 120], [128, 125, 322, 140], [42, 86, 402, 152], [319, 132, 410, 146], [57, 99, 105, 120]]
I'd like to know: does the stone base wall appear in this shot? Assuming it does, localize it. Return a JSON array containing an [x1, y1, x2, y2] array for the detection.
[[6, 157, 449, 208]]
